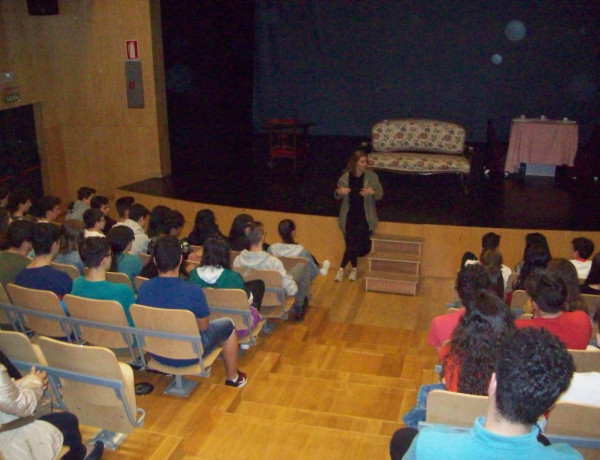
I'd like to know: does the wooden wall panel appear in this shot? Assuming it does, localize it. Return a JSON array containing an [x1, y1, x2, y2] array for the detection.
[[115, 190, 600, 280], [0, 0, 169, 203]]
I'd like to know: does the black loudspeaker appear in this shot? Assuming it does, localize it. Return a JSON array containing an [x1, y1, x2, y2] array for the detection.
[[27, 0, 59, 15]]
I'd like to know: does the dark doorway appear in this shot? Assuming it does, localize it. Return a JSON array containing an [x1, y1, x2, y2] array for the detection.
[[0, 104, 43, 197], [161, 0, 256, 174]]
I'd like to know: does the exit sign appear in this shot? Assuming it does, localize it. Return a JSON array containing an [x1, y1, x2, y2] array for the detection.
[[4, 87, 20, 103]]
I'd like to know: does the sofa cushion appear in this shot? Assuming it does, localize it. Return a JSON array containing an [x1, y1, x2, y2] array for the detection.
[[372, 119, 466, 155], [368, 152, 470, 174]]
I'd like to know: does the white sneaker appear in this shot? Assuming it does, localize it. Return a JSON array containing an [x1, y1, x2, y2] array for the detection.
[[349, 268, 358, 281], [334, 268, 344, 282], [320, 260, 330, 276]]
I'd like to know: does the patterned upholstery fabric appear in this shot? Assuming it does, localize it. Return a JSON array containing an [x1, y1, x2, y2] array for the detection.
[[368, 152, 470, 174], [369, 119, 469, 174]]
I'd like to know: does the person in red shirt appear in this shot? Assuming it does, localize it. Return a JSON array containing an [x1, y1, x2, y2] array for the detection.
[[516, 269, 592, 349], [427, 264, 493, 351]]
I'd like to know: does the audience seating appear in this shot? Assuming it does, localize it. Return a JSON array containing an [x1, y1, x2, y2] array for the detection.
[[567, 348, 600, 372], [134, 275, 149, 291], [63, 294, 139, 363], [278, 255, 309, 280], [509, 289, 528, 310], [130, 304, 223, 396], [6, 283, 72, 338], [202, 287, 264, 346], [138, 252, 151, 267], [105, 271, 135, 290], [506, 273, 518, 290], [425, 390, 488, 427], [38, 336, 145, 449], [546, 401, 600, 439], [0, 283, 12, 327], [51, 261, 80, 281], [0, 329, 47, 367], [234, 267, 295, 319]]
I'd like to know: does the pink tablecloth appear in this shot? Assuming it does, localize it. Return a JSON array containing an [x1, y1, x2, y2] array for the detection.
[[504, 120, 578, 172]]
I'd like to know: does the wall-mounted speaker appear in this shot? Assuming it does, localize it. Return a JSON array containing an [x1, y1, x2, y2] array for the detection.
[[27, 0, 59, 16]]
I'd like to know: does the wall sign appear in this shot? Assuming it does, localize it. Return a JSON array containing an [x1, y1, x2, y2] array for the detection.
[[4, 86, 20, 103]]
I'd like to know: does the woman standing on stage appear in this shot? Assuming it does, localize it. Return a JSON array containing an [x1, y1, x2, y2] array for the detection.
[[334, 149, 383, 282]]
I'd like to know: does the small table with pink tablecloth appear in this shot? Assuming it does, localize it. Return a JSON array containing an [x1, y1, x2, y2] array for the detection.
[[504, 118, 578, 173]]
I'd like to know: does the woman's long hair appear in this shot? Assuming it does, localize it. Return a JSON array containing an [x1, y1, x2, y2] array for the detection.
[[513, 241, 551, 291], [442, 291, 514, 395], [277, 219, 296, 245], [548, 258, 588, 313], [188, 209, 222, 245], [147, 205, 170, 239], [343, 149, 367, 174], [107, 226, 134, 272], [58, 219, 84, 254], [201, 235, 231, 269]]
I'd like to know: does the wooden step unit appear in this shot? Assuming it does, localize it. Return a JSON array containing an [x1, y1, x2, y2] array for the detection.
[[366, 234, 423, 295], [364, 271, 420, 295]]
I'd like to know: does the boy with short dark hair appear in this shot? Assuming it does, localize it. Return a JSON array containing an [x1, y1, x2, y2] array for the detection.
[[36, 196, 62, 223], [570, 237, 595, 279], [65, 186, 96, 222], [15, 223, 72, 299], [0, 220, 35, 289], [90, 195, 116, 233], [83, 208, 106, 238], [113, 203, 149, 255]]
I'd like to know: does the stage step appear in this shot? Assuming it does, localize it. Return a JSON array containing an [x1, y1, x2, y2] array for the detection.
[[371, 233, 423, 256], [366, 234, 423, 295], [367, 252, 421, 275], [365, 271, 420, 295]]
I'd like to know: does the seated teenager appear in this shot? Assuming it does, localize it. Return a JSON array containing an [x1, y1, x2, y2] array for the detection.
[[514, 232, 551, 273], [71, 236, 135, 325], [461, 231, 501, 269], [427, 264, 493, 351], [113, 203, 150, 255], [90, 195, 116, 233], [268, 218, 330, 279], [0, 353, 104, 460], [0, 220, 34, 289], [391, 328, 580, 460], [569, 236, 595, 280], [106, 226, 143, 287], [233, 222, 307, 321], [54, 220, 85, 275], [15, 223, 72, 300], [6, 188, 33, 220], [136, 236, 248, 388], [65, 186, 96, 222], [83, 208, 106, 238], [507, 240, 551, 305], [114, 196, 135, 223], [580, 252, 600, 295], [35, 195, 62, 223], [480, 248, 511, 291], [189, 235, 263, 338], [516, 269, 591, 349], [547, 258, 588, 313], [187, 208, 226, 247], [403, 291, 514, 428]]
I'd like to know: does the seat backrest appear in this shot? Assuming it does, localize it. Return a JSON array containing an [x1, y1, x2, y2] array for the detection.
[[105, 271, 134, 290], [546, 401, 600, 438], [50, 262, 80, 281], [581, 293, 600, 312], [0, 283, 11, 325], [6, 283, 69, 337], [203, 288, 252, 330], [134, 276, 149, 291], [510, 290, 529, 309], [277, 256, 307, 276], [138, 252, 151, 267], [63, 294, 132, 349], [0, 330, 47, 366], [129, 304, 203, 361], [38, 336, 139, 434], [506, 273, 519, 290], [426, 390, 489, 427], [234, 267, 285, 308], [567, 348, 600, 373]]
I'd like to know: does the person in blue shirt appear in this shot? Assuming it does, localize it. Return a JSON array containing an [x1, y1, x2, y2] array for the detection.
[[391, 328, 581, 460]]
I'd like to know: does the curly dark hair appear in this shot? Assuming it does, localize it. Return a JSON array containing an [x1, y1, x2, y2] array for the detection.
[[495, 328, 574, 424], [442, 291, 514, 395], [455, 264, 492, 309]]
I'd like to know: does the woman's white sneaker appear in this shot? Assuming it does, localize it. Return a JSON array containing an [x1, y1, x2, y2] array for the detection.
[[320, 260, 331, 276], [334, 268, 344, 282], [349, 268, 358, 281]]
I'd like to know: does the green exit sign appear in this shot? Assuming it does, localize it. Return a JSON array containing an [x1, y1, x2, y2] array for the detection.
[[4, 87, 20, 103]]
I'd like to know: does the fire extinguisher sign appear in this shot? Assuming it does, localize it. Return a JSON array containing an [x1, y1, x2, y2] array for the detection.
[[126, 41, 139, 60]]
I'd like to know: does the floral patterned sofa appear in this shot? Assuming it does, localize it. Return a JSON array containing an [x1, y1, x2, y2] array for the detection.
[[368, 119, 470, 175]]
